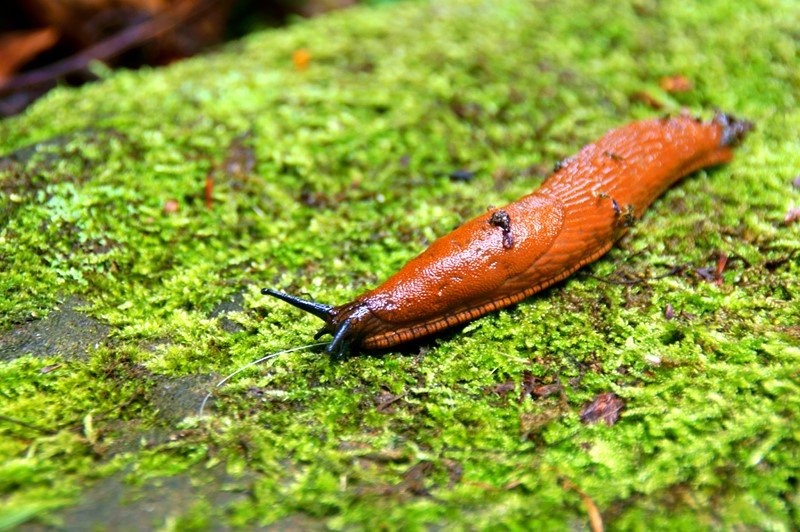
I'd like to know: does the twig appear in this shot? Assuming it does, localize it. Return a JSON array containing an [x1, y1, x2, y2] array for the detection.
[[0, 414, 57, 435], [0, 0, 222, 96], [561, 477, 604, 532]]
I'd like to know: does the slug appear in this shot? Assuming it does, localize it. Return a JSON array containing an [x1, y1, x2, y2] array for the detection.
[[263, 112, 752, 357]]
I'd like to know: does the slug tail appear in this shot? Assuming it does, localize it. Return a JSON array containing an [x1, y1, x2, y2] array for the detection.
[[714, 111, 754, 147], [261, 288, 334, 320]]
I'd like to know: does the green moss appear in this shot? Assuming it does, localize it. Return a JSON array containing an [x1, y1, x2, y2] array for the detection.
[[1, 0, 799, 528]]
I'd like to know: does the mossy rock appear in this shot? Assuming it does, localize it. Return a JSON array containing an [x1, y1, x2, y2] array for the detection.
[[1, 0, 799, 528]]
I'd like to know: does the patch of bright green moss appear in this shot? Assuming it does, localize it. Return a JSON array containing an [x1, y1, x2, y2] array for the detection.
[[1, 0, 799, 529]]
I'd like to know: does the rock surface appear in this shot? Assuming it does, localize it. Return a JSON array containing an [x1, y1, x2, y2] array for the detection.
[[1, 0, 798, 529]]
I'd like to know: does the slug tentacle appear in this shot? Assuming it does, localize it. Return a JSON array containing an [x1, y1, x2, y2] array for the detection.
[[714, 112, 754, 147], [264, 113, 751, 355], [261, 288, 334, 320], [327, 319, 353, 358], [262, 288, 369, 356]]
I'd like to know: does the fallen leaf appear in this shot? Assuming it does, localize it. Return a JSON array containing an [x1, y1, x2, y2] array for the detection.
[[659, 75, 692, 93], [293, 48, 311, 71], [783, 207, 800, 225], [163, 199, 180, 213], [374, 390, 405, 413], [519, 370, 536, 403], [695, 266, 716, 282], [715, 253, 728, 286], [40, 363, 62, 374], [630, 90, 664, 110], [532, 382, 562, 399], [0, 28, 60, 82], [484, 380, 515, 397], [580, 392, 624, 426]]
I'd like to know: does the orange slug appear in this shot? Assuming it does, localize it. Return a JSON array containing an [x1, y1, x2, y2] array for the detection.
[[263, 112, 752, 356]]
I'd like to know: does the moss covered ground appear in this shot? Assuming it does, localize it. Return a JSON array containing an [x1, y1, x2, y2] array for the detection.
[[1, 0, 799, 528]]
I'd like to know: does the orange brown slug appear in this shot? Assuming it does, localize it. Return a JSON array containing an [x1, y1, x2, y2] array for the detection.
[[263, 112, 752, 356]]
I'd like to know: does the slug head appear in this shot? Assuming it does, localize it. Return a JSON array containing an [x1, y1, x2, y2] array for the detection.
[[261, 288, 368, 358]]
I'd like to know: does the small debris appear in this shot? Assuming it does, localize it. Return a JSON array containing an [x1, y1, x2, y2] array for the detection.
[[205, 173, 214, 209], [695, 267, 716, 282], [292, 48, 311, 71], [40, 363, 61, 374], [443, 459, 463, 488], [518, 371, 562, 402], [449, 100, 482, 120], [375, 390, 405, 413], [532, 382, 562, 398], [484, 380, 515, 397], [644, 354, 662, 366], [698, 253, 729, 285], [783, 207, 800, 226], [488, 209, 514, 249], [223, 134, 256, 177], [561, 477, 604, 532], [374, 461, 435, 497], [519, 370, 537, 403], [163, 199, 180, 214], [630, 90, 664, 110], [664, 303, 675, 320], [659, 75, 693, 93], [519, 410, 562, 441], [580, 392, 624, 426], [449, 169, 475, 182], [792, 175, 800, 189], [715, 253, 728, 286]]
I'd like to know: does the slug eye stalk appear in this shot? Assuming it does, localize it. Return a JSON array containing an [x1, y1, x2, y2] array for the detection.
[[261, 288, 333, 320]]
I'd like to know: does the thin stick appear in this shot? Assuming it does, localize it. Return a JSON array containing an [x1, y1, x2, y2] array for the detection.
[[198, 342, 326, 417], [561, 477, 604, 532], [0, 414, 57, 434], [0, 0, 222, 96]]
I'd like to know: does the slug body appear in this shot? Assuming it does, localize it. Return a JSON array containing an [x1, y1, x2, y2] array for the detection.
[[264, 113, 751, 356]]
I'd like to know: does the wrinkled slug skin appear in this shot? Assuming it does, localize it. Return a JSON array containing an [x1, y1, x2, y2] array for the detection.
[[268, 114, 751, 353]]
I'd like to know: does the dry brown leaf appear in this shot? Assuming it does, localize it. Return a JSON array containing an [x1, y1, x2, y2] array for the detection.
[[299, 0, 358, 17], [784, 207, 800, 225], [21, 0, 229, 59], [579, 392, 624, 426], [293, 48, 311, 71], [630, 90, 664, 110], [659, 75, 693, 93], [0, 28, 60, 82], [163, 199, 180, 214]]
